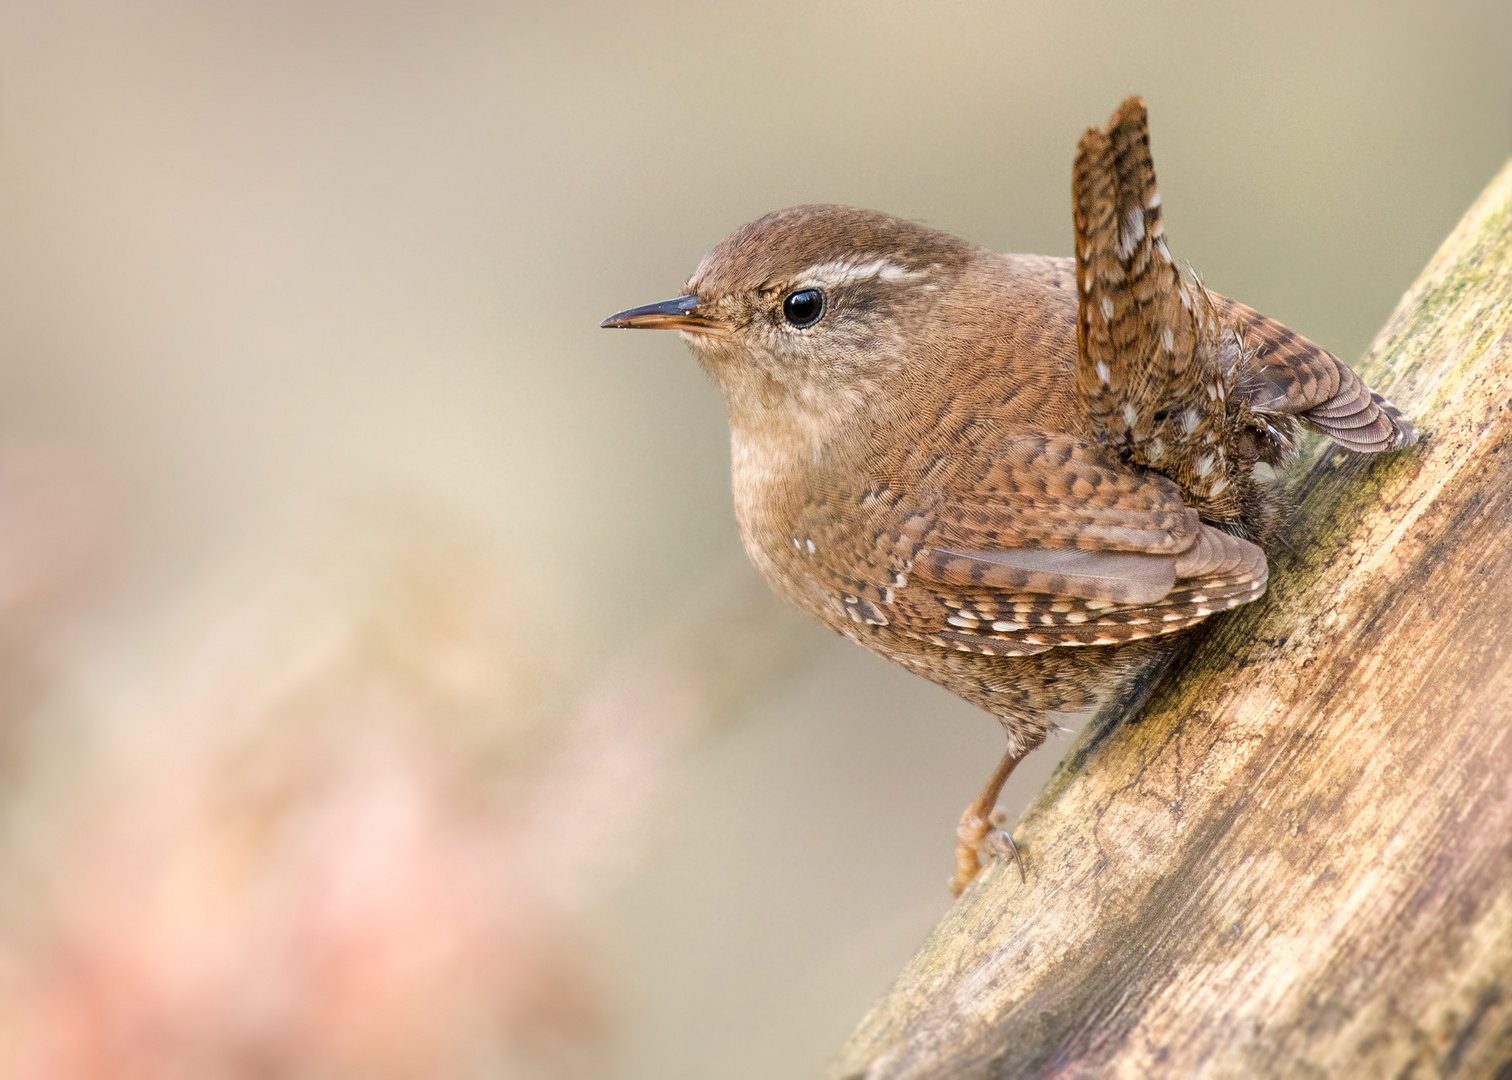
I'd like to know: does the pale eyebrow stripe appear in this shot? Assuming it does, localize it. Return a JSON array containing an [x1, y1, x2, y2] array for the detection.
[[796, 257, 932, 289]]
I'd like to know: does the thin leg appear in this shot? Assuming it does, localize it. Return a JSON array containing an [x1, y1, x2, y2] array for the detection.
[[950, 745, 1028, 896]]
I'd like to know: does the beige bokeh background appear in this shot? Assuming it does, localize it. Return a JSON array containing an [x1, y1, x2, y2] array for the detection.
[[0, 2, 1508, 1078]]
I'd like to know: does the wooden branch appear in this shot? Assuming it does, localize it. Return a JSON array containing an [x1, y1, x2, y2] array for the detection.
[[831, 159, 1512, 1080]]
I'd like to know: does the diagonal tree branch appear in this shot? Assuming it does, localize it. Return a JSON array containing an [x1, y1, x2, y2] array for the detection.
[[832, 158, 1512, 1080]]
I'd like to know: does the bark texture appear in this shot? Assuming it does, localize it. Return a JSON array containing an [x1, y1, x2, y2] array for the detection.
[[832, 159, 1512, 1080]]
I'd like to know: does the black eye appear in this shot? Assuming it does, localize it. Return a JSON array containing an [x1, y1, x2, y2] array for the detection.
[[782, 288, 825, 328]]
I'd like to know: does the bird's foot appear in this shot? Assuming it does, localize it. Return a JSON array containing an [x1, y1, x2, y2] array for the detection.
[[950, 809, 1025, 896]]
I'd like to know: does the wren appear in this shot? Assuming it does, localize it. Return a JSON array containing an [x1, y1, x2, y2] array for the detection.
[[602, 96, 1415, 895]]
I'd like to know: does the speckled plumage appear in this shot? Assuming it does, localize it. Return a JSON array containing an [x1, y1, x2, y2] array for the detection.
[[604, 96, 1415, 892]]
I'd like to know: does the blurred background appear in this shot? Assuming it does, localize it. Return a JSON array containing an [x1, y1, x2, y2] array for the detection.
[[0, 2, 1507, 1077]]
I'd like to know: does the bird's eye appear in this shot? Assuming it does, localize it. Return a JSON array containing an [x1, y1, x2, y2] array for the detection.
[[781, 288, 825, 328]]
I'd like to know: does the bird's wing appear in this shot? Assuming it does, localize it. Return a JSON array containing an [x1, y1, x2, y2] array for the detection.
[[1071, 94, 1236, 505], [902, 527, 1266, 657], [812, 434, 1268, 657], [1215, 296, 1417, 452]]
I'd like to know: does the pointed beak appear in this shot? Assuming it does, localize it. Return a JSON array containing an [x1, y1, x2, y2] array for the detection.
[[600, 294, 718, 331]]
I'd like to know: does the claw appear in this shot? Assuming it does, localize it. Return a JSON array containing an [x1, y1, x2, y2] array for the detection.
[[982, 828, 1028, 882], [951, 811, 1026, 895]]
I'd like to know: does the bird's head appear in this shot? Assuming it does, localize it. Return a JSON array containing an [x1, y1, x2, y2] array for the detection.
[[603, 205, 976, 431]]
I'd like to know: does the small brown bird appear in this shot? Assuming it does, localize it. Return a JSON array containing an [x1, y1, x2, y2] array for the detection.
[[603, 96, 1414, 895]]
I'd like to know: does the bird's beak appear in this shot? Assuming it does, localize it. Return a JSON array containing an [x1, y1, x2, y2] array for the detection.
[[600, 294, 718, 331]]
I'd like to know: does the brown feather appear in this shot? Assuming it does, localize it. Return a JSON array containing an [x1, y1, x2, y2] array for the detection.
[[1218, 296, 1417, 451]]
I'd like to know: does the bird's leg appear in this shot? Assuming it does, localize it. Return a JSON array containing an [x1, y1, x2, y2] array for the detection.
[[951, 745, 1028, 896]]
